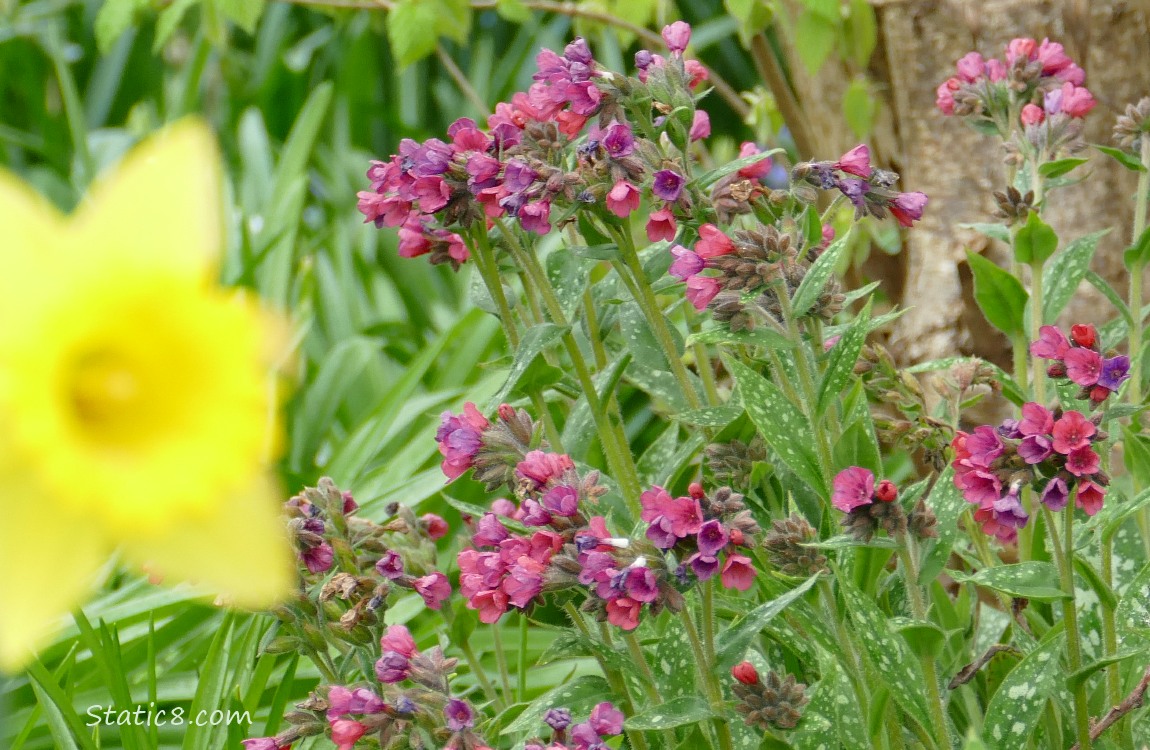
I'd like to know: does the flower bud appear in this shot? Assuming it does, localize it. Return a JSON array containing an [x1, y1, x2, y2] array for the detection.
[[1070, 323, 1097, 348], [875, 479, 898, 503], [731, 661, 759, 685]]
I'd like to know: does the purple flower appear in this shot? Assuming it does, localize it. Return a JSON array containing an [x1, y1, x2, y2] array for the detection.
[[661, 21, 692, 54], [1065, 348, 1103, 387], [992, 486, 1029, 529], [375, 651, 410, 683], [669, 245, 705, 280], [1041, 475, 1070, 511], [589, 702, 626, 736], [542, 484, 580, 516], [520, 499, 553, 526], [635, 49, 655, 71], [687, 552, 720, 580], [624, 567, 660, 603], [303, 543, 334, 574], [544, 708, 572, 730], [837, 178, 869, 210], [1018, 434, 1054, 464], [571, 723, 602, 747], [652, 170, 685, 202], [646, 516, 678, 549], [997, 419, 1023, 439], [965, 425, 1005, 466], [565, 37, 593, 65], [1098, 355, 1131, 392], [475, 513, 510, 546], [413, 572, 452, 610], [696, 520, 730, 556], [520, 200, 552, 235], [832, 467, 875, 513], [444, 699, 474, 732], [407, 138, 453, 177], [1031, 326, 1070, 359], [602, 123, 635, 159], [503, 158, 538, 192], [375, 550, 405, 579]]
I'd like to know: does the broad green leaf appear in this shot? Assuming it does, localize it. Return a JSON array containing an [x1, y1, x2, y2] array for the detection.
[[724, 0, 773, 43], [1013, 210, 1058, 264], [727, 359, 826, 496], [802, 534, 898, 550], [715, 574, 820, 667], [919, 467, 969, 583], [792, 231, 850, 317], [966, 252, 1028, 337], [950, 561, 1068, 601], [789, 675, 836, 750], [838, 577, 934, 734], [794, 10, 836, 74], [488, 323, 567, 406], [1093, 144, 1147, 172], [1122, 424, 1150, 488], [890, 617, 946, 659], [95, 0, 148, 52], [845, 0, 877, 69], [982, 633, 1064, 750], [625, 696, 714, 730], [686, 327, 793, 349], [833, 419, 881, 475], [1038, 157, 1088, 178], [695, 148, 784, 188], [1066, 647, 1145, 691], [671, 405, 743, 428], [619, 301, 674, 372], [495, 0, 531, 22], [960, 223, 1011, 243], [1117, 559, 1150, 636], [1072, 553, 1118, 610], [817, 301, 870, 415], [1042, 229, 1106, 322], [653, 618, 698, 700], [388, 0, 440, 67], [1085, 270, 1134, 324], [214, 0, 266, 33], [1124, 225, 1150, 270]]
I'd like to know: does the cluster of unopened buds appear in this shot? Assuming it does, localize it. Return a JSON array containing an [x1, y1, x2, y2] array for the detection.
[[832, 467, 938, 542], [1031, 323, 1130, 406], [952, 402, 1109, 542], [937, 37, 1094, 130], [729, 661, 809, 732]]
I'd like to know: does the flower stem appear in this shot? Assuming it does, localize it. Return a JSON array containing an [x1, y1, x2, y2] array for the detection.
[[774, 284, 835, 483], [470, 227, 520, 347], [1029, 260, 1046, 406], [1044, 505, 1092, 750], [678, 607, 735, 750], [459, 639, 503, 710], [622, 633, 680, 748], [518, 612, 529, 703], [686, 305, 721, 406], [491, 623, 514, 703], [897, 542, 952, 750]]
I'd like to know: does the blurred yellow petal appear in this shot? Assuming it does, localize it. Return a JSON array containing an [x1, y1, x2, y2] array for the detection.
[[68, 118, 224, 277], [0, 478, 105, 672], [0, 170, 63, 293], [120, 476, 294, 609]]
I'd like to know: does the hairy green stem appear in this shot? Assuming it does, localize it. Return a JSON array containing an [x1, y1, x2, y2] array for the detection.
[[518, 613, 529, 703], [492, 623, 514, 703], [470, 228, 520, 347], [622, 633, 680, 748], [459, 639, 503, 709], [1045, 506, 1092, 750], [897, 542, 952, 750], [687, 306, 721, 406], [678, 609, 734, 750], [1029, 259, 1046, 406]]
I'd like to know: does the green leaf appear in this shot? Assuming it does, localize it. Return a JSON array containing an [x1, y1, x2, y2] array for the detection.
[[1013, 210, 1058, 264], [919, 467, 970, 583], [959, 222, 1011, 243], [1085, 270, 1134, 324], [501, 676, 611, 735], [794, 11, 836, 75], [1072, 553, 1118, 610], [727, 359, 826, 497], [838, 577, 934, 734], [1066, 648, 1146, 692], [1122, 424, 1150, 488], [620, 301, 676, 372], [802, 534, 898, 550], [671, 405, 744, 428], [1043, 229, 1106, 321], [792, 230, 851, 317], [715, 574, 820, 667], [568, 243, 620, 261], [154, 0, 198, 51], [982, 633, 1064, 750], [182, 612, 237, 750], [1038, 157, 1089, 178], [724, 0, 773, 43], [653, 618, 699, 700], [950, 561, 1069, 601], [686, 326, 793, 349], [695, 148, 784, 188], [214, 0, 267, 33], [1117, 559, 1150, 637], [626, 696, 715, 730], [817, 301, 870, 416], [890, 617, 947, 659], [488, 323, 567, 406], [1093, 144, 1147, 172], [845, 0, 877, 69], [388, 0, 440, 67], [1124, 225, 1150, 270], [966, 252, 1029, 337], [24, 659, 99, 750], [842, 78, 875, 139], [95, 0, 148, 53]]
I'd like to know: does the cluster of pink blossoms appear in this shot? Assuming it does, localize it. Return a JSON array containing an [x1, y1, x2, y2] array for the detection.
[[952, 403, 1108, 542], [526, 704, 624, 750], [937, 37, 1095, 127], [458, 510, 564, 623], [794, 144, 928, 228], [356, 23, 720, 266], [1031, 323, 1130, 405], [831, 467, 899, 513]]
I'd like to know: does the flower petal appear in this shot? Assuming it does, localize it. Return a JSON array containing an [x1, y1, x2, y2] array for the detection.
[[68, 118, 223, 277], [119, 476, 294, 608], [0, 169, 64, 290], [0, 478, 106, 672]]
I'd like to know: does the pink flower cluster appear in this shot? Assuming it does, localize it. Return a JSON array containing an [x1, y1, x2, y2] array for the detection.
[[457, 511, 564, 623], [831, 466, 898, 513], [436, 402, 490, 480], [526, 703, 625, 750], [639, 483, 757, 592], [937, 37, 1095, 125], [796, 144, 928, 228], [1032, 324, 1130, 405], [669, 223, 736, 309], [952, 402, 1108, 542]]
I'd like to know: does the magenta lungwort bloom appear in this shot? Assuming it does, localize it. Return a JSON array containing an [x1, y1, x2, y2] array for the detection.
[[832, 467, 875, 512]]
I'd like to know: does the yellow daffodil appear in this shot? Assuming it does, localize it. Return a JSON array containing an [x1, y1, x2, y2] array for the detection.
[[0, 119, 294, 672]]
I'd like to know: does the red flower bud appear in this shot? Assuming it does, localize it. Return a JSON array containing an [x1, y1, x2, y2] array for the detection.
[[688, 483, 706, 500], [1070, 324, 1097, 349], [1047, 362, 1067, 378], [731, 661, 759, 685], [1089, 385, 1110, 403], [498, 403, 516, 422], [875, 479, 898, 503], [729, 528, 745, 546]]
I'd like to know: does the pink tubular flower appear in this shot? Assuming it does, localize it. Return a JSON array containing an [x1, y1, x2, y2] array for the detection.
[[516, 450, 574, 489], [662, 21, 691, 54], [303, 543, 334, 574], [413, 572, 452, 610], [327, 687, 386, 720], [936, 78, 960, 115], [381, 625, 417, 657], [1018, 402, 1054, 436], [330, 719, 368, 750], [696, 223, 735, 258], [721, 554, 756, 591], [606, 180, 641, 217], [669, 245, 705, 280], [689, 110, 711, 141], [1059, 82, 1096, 118], [589, 702, 626, 736], [685, 59, 709, 88], [436, 402, 490, 480], [1036, 38, 1073, 75], [242, 740, 282, 750], [472, 588, 510, 623], [1065, 348, 1103, 387], [834, 144, 872, 178], [1020, 103, 1045, 126], [685, 275, 720, 310], [503, 556, 546, 607], [1031, 325, 1070, 360], [1006, 37, 1038, 64], [646, 207, 678, 242], [519, 200, 552, 235], [955, 52, 985, 82], [605, 596, 642, 630], [1051, 411, 1095, 455], [1065, 446, 1101, 477], [832, 467, 875, 513], [1077, 481, 1106, 516], [421, 513, 449, 540], [736, 141, 772, 179], [889, 192, 929, 227]]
